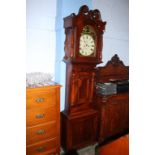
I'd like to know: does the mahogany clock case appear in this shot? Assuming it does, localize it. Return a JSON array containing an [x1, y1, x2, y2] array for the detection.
[[61, 5, 106, 152]]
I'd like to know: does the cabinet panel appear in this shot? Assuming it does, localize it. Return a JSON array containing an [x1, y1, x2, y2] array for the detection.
[[103, 99, 124, 137], [61, 110, 97, 151], [70, 72, 94, 107], [98, 93, 129, 141], [71, 116, 95, 147]]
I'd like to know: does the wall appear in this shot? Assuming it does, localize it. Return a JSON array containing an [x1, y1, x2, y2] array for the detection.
[[26, 0, 57, 75], [92, 0, 129, 66]]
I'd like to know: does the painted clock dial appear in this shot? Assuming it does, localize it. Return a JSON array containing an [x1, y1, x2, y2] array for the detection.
[[79, 25, 96, 57], [79, 34, 95, 56]]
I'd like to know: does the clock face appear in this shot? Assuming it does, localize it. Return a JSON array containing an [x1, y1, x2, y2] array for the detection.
[[79, 34, 95, 56]]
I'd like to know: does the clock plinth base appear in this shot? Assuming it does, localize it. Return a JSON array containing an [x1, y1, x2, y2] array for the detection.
[[61, 109, 98, 152]]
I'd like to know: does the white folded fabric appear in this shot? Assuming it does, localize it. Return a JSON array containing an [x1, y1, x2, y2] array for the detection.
[[26, 72, 53, 87]]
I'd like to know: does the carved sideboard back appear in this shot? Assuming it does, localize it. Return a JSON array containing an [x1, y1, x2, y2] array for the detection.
[[95, 54, 129, 83]]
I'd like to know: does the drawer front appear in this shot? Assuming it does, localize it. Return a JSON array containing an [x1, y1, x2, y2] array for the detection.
[[26, 107, 58, 127], [26, 138, 57, 155], [27, 122, 57, 145], [26, 89, 57, 109]]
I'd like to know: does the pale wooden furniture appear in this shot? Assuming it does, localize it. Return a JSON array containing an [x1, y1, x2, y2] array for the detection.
[[26, 84, 61, 155]]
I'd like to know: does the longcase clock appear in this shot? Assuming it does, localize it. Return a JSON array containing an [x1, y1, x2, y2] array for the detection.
[[61, 5, 106, 152]]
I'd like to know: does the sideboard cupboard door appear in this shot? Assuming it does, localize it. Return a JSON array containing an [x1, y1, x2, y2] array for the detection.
[[100, 93, 129, 141]]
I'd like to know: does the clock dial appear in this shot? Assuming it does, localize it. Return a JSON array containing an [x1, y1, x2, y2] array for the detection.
[[79, 34, 95, 56]]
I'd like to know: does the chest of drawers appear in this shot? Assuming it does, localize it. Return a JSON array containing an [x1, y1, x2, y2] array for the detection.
[[26, 84, 61, 155]]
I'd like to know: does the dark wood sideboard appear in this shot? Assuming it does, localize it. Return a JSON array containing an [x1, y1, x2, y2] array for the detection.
[[94, 54, 129, 143]]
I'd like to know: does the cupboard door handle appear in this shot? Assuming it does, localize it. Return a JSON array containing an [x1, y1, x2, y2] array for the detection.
[[37, 129, 45, 135], [36, 114, 45, 119], [36, 98, 44, 103], [36, 146, 45, 152]]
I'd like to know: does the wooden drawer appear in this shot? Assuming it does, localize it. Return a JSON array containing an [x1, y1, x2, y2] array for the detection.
[[26, 106, 58, 127], [26, 138, 58, 155], [26, 88, 57, 109], [27, 122, 57, 145]]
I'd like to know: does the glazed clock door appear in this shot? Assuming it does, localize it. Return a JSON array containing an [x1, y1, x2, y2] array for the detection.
[[70, 72, 95, 113]]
